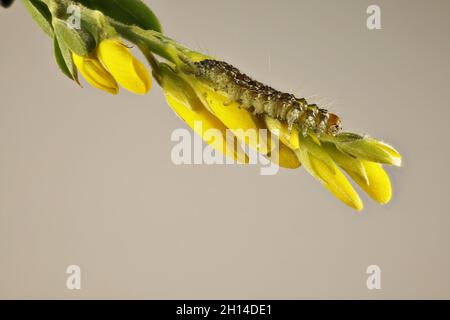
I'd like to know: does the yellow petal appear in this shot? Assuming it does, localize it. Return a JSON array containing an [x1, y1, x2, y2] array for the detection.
[[165, 94, 247, 163], [193, 81, 269, 155], [299, 134, 336, 175], [324, 142, 368, 185], [324, 142, 392, 205], [376, 141, 402, 167], [160, 65, 246, 163], [264, 116, 300, 150], [269, 142, 301, 169], [348, 161, 392, 205], [72, 53, 118, 95], [295, 136, 363, 211], [258, 118, 300, 168], [97, 39, 151, 95]]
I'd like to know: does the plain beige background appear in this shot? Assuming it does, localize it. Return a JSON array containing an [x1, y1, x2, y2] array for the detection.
[[1, 0, 449, 299]]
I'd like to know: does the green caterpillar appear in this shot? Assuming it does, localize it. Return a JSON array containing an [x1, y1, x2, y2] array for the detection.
[[194, 59, 342, 136]]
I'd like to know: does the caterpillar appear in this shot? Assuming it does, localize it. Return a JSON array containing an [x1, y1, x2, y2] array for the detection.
[[193, 59, 342, 136]]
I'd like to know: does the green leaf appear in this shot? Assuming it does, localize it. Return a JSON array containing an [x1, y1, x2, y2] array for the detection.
[[23, 0, 54, 37], [53, 18, 95, 56], [53, 35, 79, 83], [79, 0, 162, 32], [53, 37, 72, 79]]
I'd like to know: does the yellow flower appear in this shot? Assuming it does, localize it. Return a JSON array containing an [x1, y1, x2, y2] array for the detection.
[[269, 142, 301, 169], [295, 135, 363, 211], [263, 116, 301, 169], [264, 116, 300, 150], [324, 143, 392, 205], [193, 81, 269, 155], [191, 80, 303, 168], [175, 56, 400, 210], [333, 133, 402, 166], [156, 51, 401, 210], [351, 161, 392, 205], [72, 54, 119, 95], [97, 39, 152, 95], [159, 63, 247, 163], [158, 63, 302, 167]]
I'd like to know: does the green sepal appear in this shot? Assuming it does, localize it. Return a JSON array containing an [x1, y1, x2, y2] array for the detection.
[[299, 134, 337, 175], [333, 132, 364, 143], [22, 0, 54, 37], [53, 18, 95, 56], [323, 142, 369, 185], [78, 0, 162, 33], [159, 63, 203, 111], [334, 133, 402, 166]]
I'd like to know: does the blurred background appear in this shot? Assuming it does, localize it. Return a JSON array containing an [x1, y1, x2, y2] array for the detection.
[[1, 0, 449, 299]]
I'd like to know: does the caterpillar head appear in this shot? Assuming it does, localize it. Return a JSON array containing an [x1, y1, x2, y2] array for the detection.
[[326, 113, 342, 136]]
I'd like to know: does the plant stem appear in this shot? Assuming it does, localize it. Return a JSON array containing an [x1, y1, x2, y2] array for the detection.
[[109, 20, 179, 64]]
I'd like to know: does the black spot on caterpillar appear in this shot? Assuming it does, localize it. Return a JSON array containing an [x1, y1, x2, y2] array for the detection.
[[194, 59, 342, 136]]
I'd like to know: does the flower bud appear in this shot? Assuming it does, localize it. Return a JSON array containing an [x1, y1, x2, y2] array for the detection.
[[335, 133, 402, 167], [72, 54, 119, 95], [97, 39, 151, 95]]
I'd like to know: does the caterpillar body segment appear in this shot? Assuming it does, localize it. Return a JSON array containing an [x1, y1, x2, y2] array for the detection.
[[193, 59, 342, 137]]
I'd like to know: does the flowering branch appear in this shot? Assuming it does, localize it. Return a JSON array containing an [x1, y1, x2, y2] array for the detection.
[[17, 0, 402, 211]]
